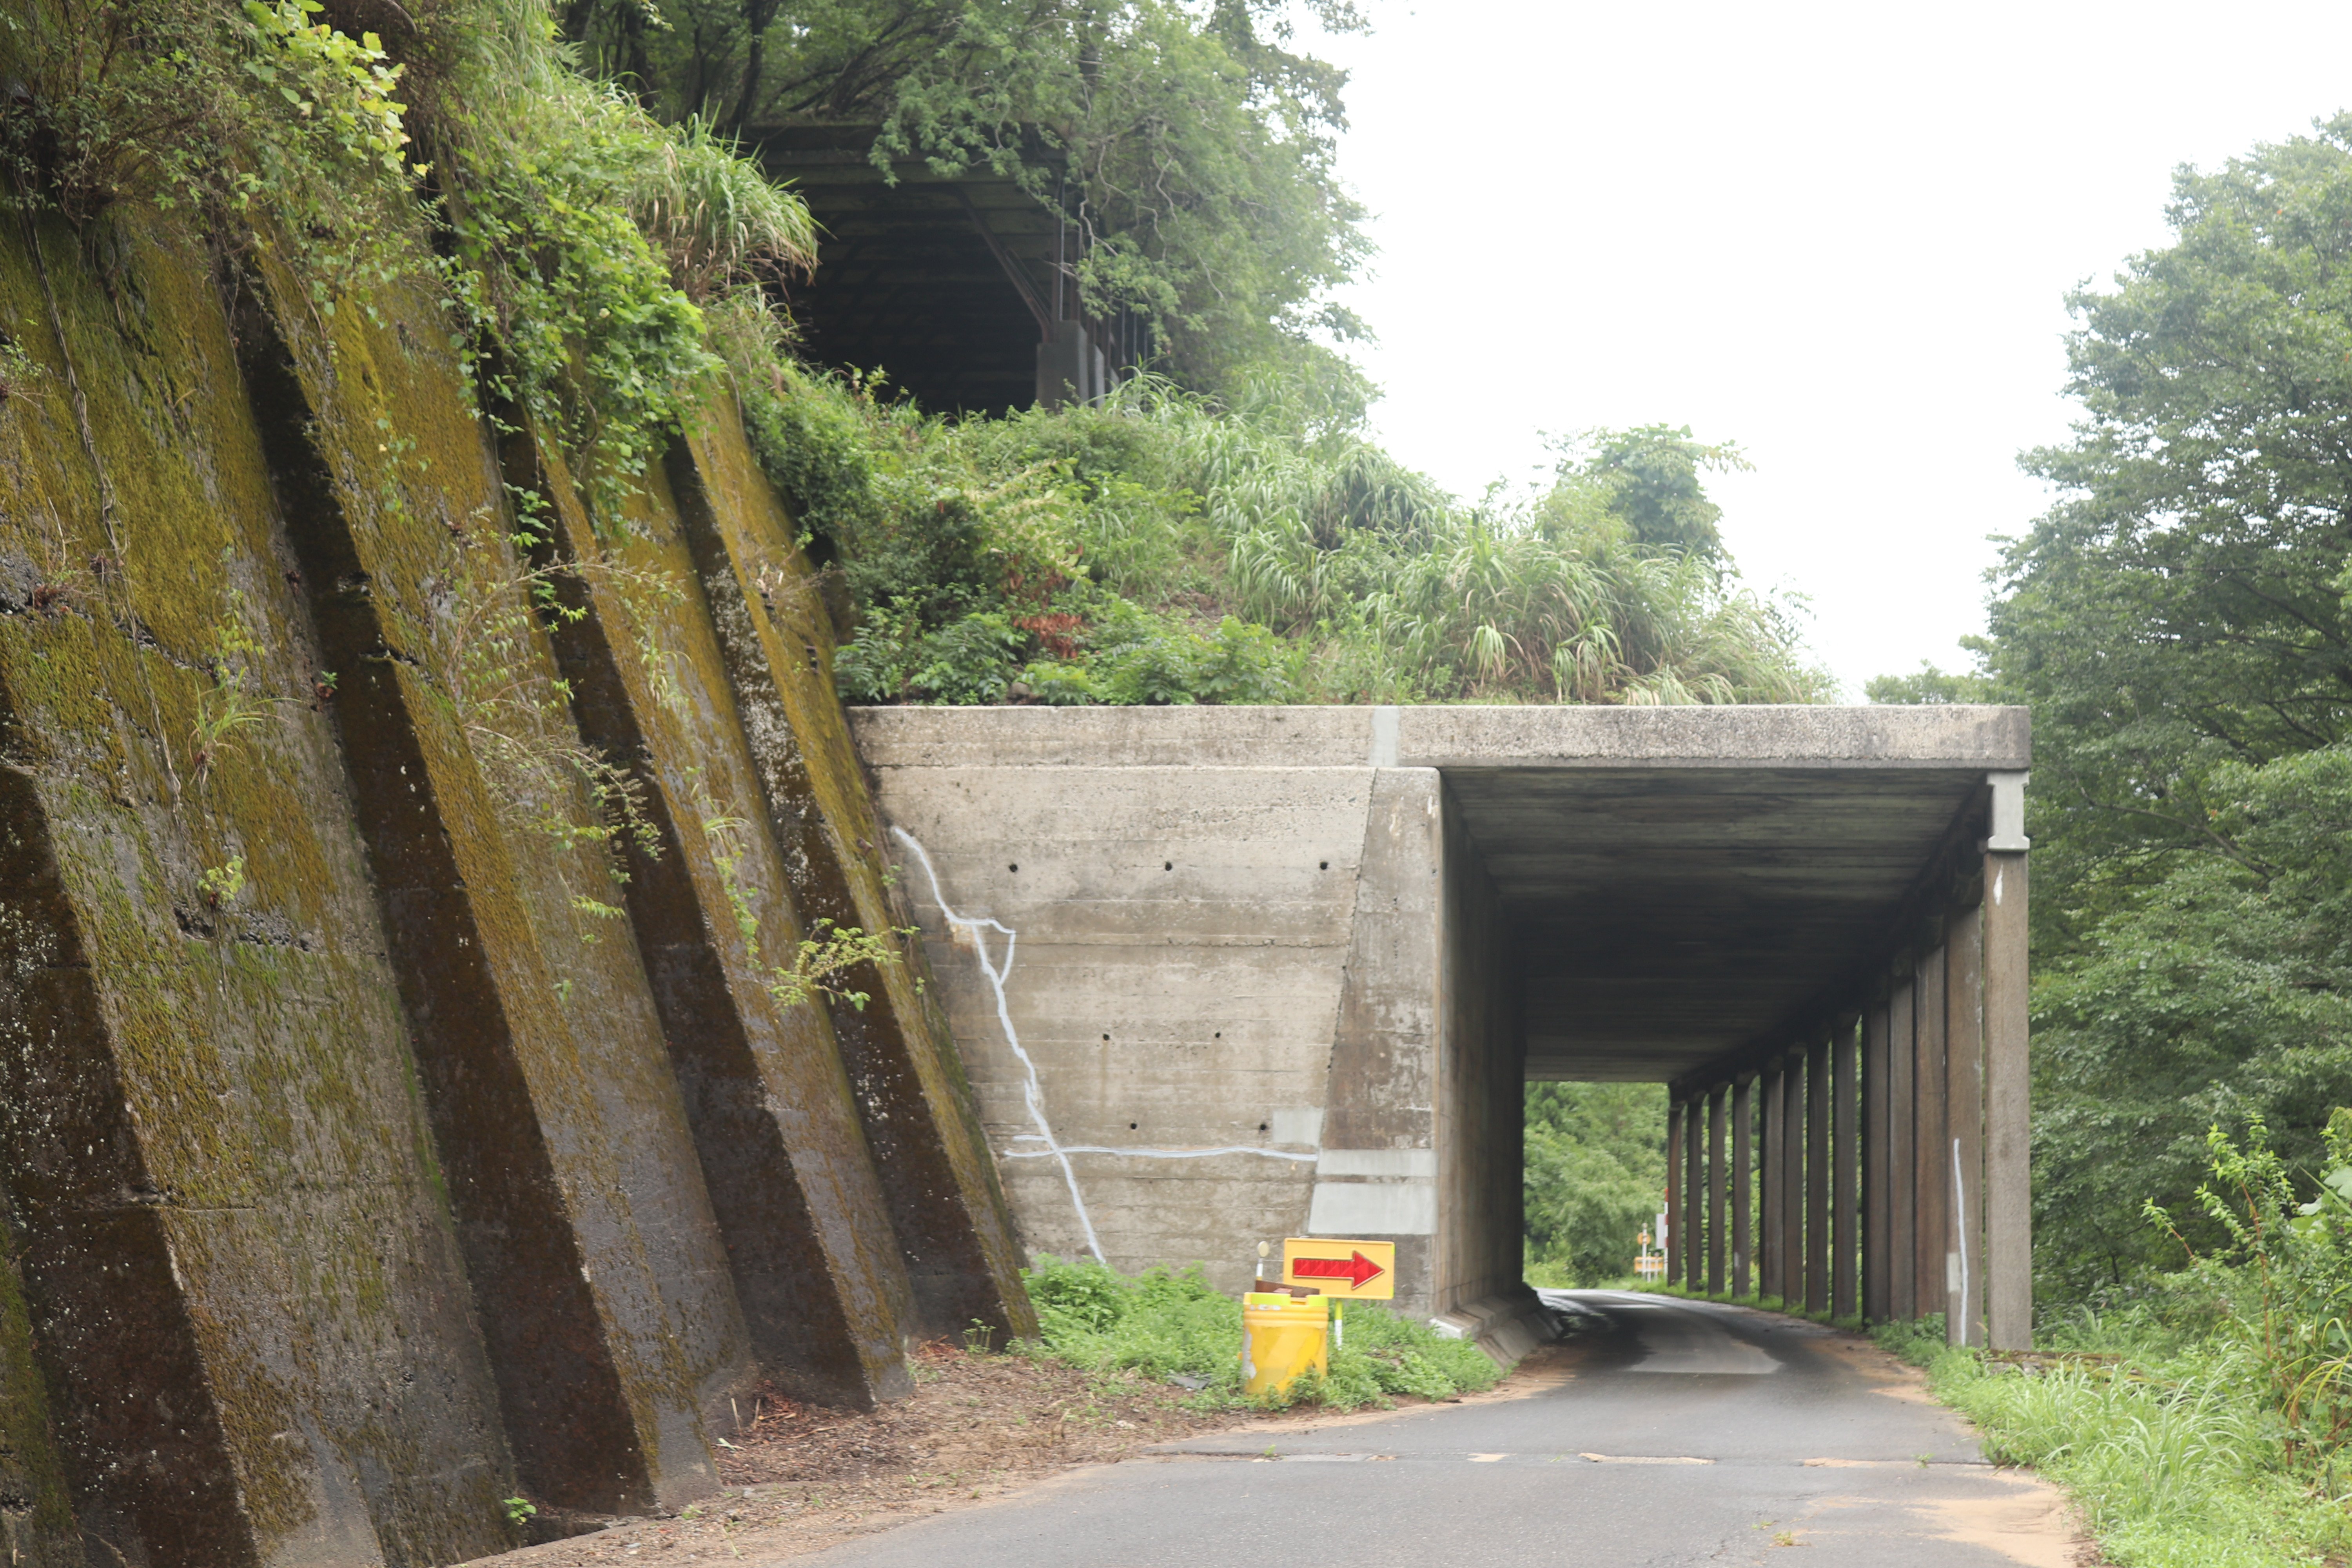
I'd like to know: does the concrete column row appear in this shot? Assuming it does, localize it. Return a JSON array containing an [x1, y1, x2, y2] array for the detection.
[[1659, 841, 2030, 1348]]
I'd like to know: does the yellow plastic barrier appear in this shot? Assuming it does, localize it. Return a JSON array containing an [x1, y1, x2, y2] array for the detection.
[[1241, 1292, 1329, 1395]]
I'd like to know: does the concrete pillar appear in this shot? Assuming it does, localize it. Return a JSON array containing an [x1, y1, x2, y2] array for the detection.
[[1887, 977, 1917, 1320], [1732, 1075, 1754, 1298], [1805, 1035, 1830, 1316], [1914, 943, 1949, 1325], [1035, 319, 1094, 408], [1779, 1049, 1806, 1311], [1985, 844, 2032, 1348], [1707, 1086, 1727, 1296], [1766, 1059, 1780, 1306], [1684, 1098, 1706, 1291], [1863, 1002, 1891, 1321], [1945, 905, 1986, 1347], [1665, 1098, 1684, 1285], [1833, 1019, 1859, 1322]]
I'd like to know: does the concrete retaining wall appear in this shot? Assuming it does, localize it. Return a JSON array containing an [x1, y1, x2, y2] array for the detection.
[[853, 708, 1527, 1322], [0, 210, 1027, 1567]]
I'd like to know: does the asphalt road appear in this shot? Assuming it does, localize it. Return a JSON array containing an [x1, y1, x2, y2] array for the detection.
[[784, 1292, 2076, 1567]]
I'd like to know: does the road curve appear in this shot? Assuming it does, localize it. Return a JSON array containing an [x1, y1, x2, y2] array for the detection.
[[780, 1292, 2078, 1567]]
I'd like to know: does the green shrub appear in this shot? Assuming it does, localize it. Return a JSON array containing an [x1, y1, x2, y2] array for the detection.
[[1018, 1254, 1501, 1411], [1869, 1314, 1949, 1368]]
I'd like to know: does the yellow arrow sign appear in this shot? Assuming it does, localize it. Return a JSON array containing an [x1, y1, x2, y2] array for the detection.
[[1281, 1237, 1396, 1300]]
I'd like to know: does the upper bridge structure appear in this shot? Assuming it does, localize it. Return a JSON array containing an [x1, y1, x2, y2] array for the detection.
[[852, 703, 2033, 1353]]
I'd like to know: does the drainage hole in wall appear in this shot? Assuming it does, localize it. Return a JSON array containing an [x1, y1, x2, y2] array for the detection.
[[1129, 1122, 1138, 1130], [1009, 863, 1018, 873], [1214, 1031, 1221, 1038], [1102, 1033, 1111, 1042], [1320, 860, 1329, 870], [1163, 861, 1172, 871], [1258, 1123, 1269, 1132]]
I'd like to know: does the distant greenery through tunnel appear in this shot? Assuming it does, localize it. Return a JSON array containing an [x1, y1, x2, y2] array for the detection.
[[1521, 1082, 1668, 1288]]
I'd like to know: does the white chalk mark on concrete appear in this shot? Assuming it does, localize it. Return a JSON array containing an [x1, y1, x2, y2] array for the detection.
[[893, 826, 1105, 1261], [1953, 1135, 1971, 1340]]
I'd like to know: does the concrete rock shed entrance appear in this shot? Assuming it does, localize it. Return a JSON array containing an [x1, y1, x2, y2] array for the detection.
[[853, 704, 2032, 1350]]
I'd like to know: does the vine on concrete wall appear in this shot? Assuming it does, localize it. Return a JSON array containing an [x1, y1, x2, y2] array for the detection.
[[693, 769, 908, 1014]]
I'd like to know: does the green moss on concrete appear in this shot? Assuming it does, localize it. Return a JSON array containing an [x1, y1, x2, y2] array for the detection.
[[0, 97, 1029, 1562], [247, 239, 751, 1509], [682, 404, 1035, 1341], [521, 410, 920, 1406], [0, 209, 516, 1564], [0, 1201, 80, 1568]]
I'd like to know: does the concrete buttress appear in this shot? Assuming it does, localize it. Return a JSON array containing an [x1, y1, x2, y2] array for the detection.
[[0, 203, 1026, 1559]]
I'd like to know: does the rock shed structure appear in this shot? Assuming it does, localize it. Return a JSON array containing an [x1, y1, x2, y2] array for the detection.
[[853, 704, 2034, 1354]]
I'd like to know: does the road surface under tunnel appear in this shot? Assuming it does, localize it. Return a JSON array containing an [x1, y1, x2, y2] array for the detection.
[[782, 1294, 2076, 1568]]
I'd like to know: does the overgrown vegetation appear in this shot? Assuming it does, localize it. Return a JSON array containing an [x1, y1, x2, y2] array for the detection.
[[1020, 1254, 1500, 1410], [0, 0, 1824, 729], [722, 348, 1831, 707], [561, 0, 1372, 395], [1861, 116, 2352, 1561], [1862, 1120, 2352, 1567]]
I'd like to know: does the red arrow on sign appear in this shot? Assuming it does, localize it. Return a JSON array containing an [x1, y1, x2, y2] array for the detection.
[[1292, 1250, 1385, 1289]]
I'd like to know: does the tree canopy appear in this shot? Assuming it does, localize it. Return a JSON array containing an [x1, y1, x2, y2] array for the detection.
[[1884, 117, 2352, 1300], [1522, 1083, 1666, 1286], [559, 0, 1372, 393]]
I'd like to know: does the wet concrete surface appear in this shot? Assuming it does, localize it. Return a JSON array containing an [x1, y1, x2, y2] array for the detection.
[[777, 1291, 2081, 1567]]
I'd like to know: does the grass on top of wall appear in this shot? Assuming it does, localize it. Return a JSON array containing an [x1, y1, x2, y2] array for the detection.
[[1018, 1255, 1500, 1412]]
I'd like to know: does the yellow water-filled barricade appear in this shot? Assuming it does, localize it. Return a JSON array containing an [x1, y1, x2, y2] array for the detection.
[[1241, 1292, 1329, 1395]]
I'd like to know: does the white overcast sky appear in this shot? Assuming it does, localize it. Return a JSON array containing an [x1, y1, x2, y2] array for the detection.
[[1301, 1, 2352, 696]]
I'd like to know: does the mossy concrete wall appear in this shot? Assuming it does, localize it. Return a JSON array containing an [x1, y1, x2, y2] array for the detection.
[[0, 208, 1027, 1567]]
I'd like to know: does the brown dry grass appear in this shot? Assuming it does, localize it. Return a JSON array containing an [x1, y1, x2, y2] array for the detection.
[[463, 1341, 1273, 1566]]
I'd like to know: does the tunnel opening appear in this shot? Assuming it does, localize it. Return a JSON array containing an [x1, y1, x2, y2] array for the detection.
[[1433, 754, 2027, 1343]]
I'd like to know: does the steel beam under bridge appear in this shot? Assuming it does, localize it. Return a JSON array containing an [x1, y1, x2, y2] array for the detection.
[[852, 705, 2031, 1352]]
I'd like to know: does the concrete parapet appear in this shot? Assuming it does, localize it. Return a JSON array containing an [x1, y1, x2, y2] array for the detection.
[[851, 702, 2031, 773]]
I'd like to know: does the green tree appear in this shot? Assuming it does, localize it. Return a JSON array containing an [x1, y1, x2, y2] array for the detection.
[[1989, 120, 2352, 953], [2032, 747, 2352, 1298], [1864, 646, 1996, 706], [1521, 1083, 1666, 1285], [1946, 117, 2352, 1303], [562, 0, 1371, 394], [1561, 425, 1748, 559]]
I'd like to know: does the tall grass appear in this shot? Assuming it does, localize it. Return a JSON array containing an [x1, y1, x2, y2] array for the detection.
[[1878, 1326, 2352, 1568], [733, 363, 1836, 710], [1857, 1120, 2352, 1566]]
